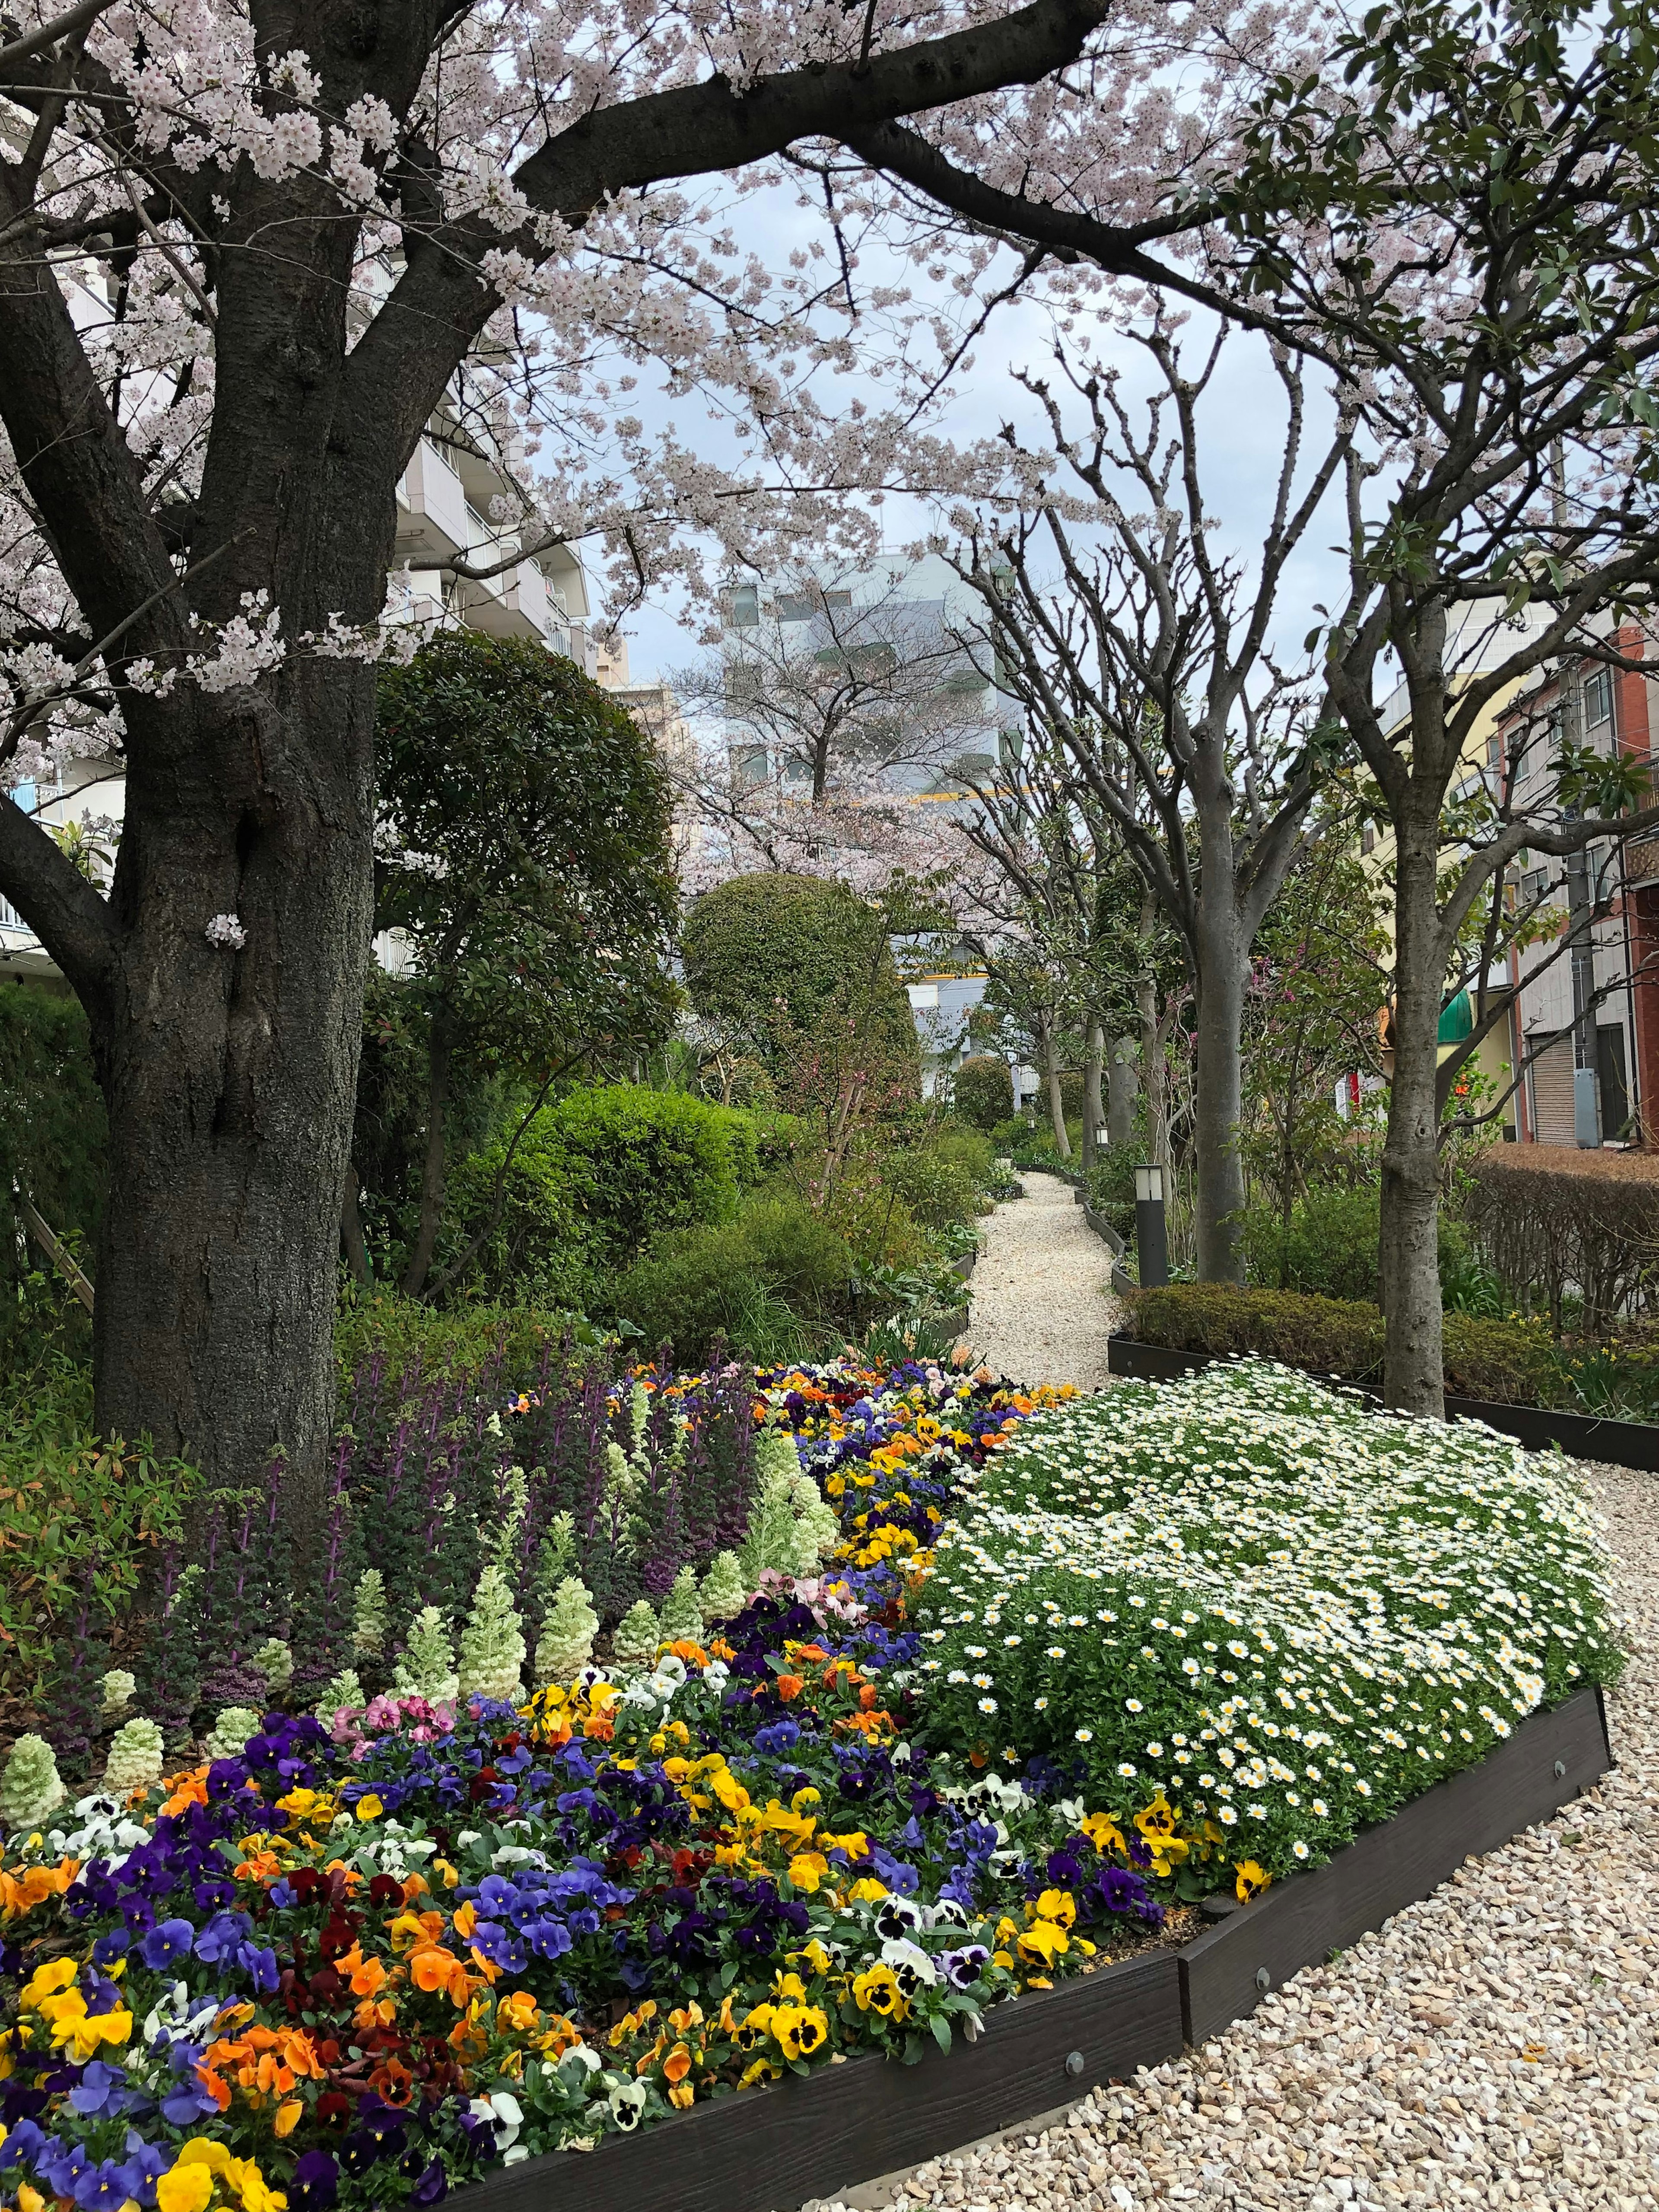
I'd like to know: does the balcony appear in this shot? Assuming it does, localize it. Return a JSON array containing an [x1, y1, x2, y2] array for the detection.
[[459, 554, 552, 641], [394, 439, 469, 567]]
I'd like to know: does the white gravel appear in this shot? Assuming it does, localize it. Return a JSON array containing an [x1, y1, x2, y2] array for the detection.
[[961, 1172, 1124, 1392], [811, 1459, 1659, 2211]]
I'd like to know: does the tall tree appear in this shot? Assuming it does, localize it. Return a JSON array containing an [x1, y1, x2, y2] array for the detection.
[[369, 632, 677, 1298], [951, 320, 1350, 1277], [864, 0, 1659, 1407]]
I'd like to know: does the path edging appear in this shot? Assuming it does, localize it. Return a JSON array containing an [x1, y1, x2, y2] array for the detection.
[[458, 1689, 1611, 2212]]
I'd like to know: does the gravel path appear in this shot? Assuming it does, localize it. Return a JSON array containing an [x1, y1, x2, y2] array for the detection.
[[816, 1459, 1659, 2212], [961, 1172, 1124, 1392]]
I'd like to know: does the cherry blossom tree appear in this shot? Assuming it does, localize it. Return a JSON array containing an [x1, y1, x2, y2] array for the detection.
[[0, 0, 1268, 1519]]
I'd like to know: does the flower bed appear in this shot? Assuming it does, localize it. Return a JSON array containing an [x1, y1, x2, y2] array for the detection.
[[0, 1359, 1619, 2212], [914, 1361, 1619, 1879]]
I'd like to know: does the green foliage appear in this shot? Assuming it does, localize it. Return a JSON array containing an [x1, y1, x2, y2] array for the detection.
[[0, 1365, 198, 1699], [951, 1055, 1014, 1132], [1240, 831, 1389, 1216], [879, 1129, 993, 1230], [333, 1294, 588, 1384], [0, 981, 104, 1372], [369, 633, 679, 1291], [550, 1085, 745, 1257], [682, 873, 918, 1087], [442, 1084, 764, 1305], [1084, 1149, 1138, 1239], [611, 1196, 854, 1367], [1238, 1186, 1469, 1306]]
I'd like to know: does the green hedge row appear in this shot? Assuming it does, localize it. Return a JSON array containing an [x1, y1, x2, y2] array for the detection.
[[1123, 1283, 1563, 1408]]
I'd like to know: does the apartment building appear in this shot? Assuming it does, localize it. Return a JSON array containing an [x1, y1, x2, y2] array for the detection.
[[1493, 627, 1656, 1147]]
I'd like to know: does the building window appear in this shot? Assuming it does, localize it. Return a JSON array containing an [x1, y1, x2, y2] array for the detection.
[[776, 594, 813, 622], [727, 584, 759, 628], [1360, 823, 1376, 856], [1584, 667, 1614, 731]]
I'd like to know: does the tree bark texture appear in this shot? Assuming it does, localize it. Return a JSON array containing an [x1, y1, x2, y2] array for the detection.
[[1106, 1034, 1138, 1147], [1380, 822, 1447, 1415], [1041, 1015, 1071, 1156], [1191, 896, 1247, 1283], [1081, 1020, 1104, 1169]]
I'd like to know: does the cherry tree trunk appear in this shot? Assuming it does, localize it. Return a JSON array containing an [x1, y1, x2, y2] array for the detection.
[[1379, 825, 1446, 1414], [91, 664, 376, 1535]]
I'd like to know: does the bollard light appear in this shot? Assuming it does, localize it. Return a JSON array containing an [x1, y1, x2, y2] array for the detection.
[[1135, 1163, 1170, 1287]]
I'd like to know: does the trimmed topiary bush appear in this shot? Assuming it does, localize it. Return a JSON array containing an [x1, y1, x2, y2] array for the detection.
[[952, 1055, 1014, 1133], [682, 872, 919, 1089]]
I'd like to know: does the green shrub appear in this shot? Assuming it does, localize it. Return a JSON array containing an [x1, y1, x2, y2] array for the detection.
[[612, 1197, 854, 1366], [951, 1055, 1014, 1132], [0, 1358, 197, 1700], [0, 981, 105, 1373], [1239, 1186, 1469, 1306], [551, 1084, 744, 1256], [1127, 1282, 1386, 1376], [334, 1294, 593, 1384], [440, 1135, 592, 1308], [880, 1133, 990, 1229], [1124, 1282, 1567, 1408], [682, 873, 918, 1087], [1084, 1150, 1138, 1238], [444, 1084, 760, 1303]]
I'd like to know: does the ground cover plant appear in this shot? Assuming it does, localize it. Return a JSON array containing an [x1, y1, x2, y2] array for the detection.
[[0, 1357, 1616, 2212], [914, 1362, 1618, 1879]]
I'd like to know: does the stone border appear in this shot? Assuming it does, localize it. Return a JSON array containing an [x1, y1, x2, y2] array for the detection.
[[463, 1689, 1611, 2212], [1105, 1334, 1659, 1471]]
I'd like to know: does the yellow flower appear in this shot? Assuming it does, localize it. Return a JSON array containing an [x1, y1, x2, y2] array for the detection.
[[1234, 1860, 1272, 1903], [175, 2144, 233, 2177], [787, 1852, 830, 1894], [1033, 1888, 1076, 1929], [1134, 1794, 1179, 1843], [845, 1876, 887, 1903], [353, 1794, 383, 1823], [156, 2164, 214, 2212], [772, 2004, 830, 2060], [851, 1964, 905, 2018], [18, 1959, 78, 2009], [1080, 1811, 1128, 1857], [709, 1769, 751, 1815], [1015, 1921, 1070, 1968]]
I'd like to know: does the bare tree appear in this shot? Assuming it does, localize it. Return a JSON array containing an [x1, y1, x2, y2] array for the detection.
[[952, 322, 1351, 1277], [671, 568, 1004, 890]]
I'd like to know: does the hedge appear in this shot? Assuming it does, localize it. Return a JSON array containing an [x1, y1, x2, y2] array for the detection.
[[1122, 1283, 1562, 1407]]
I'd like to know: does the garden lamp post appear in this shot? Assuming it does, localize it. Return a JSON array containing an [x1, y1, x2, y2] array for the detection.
[[1135, 1163, 1170, 1288]]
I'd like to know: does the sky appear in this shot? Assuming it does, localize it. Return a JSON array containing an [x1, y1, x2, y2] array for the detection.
[[586, 184, 1354, 690]]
